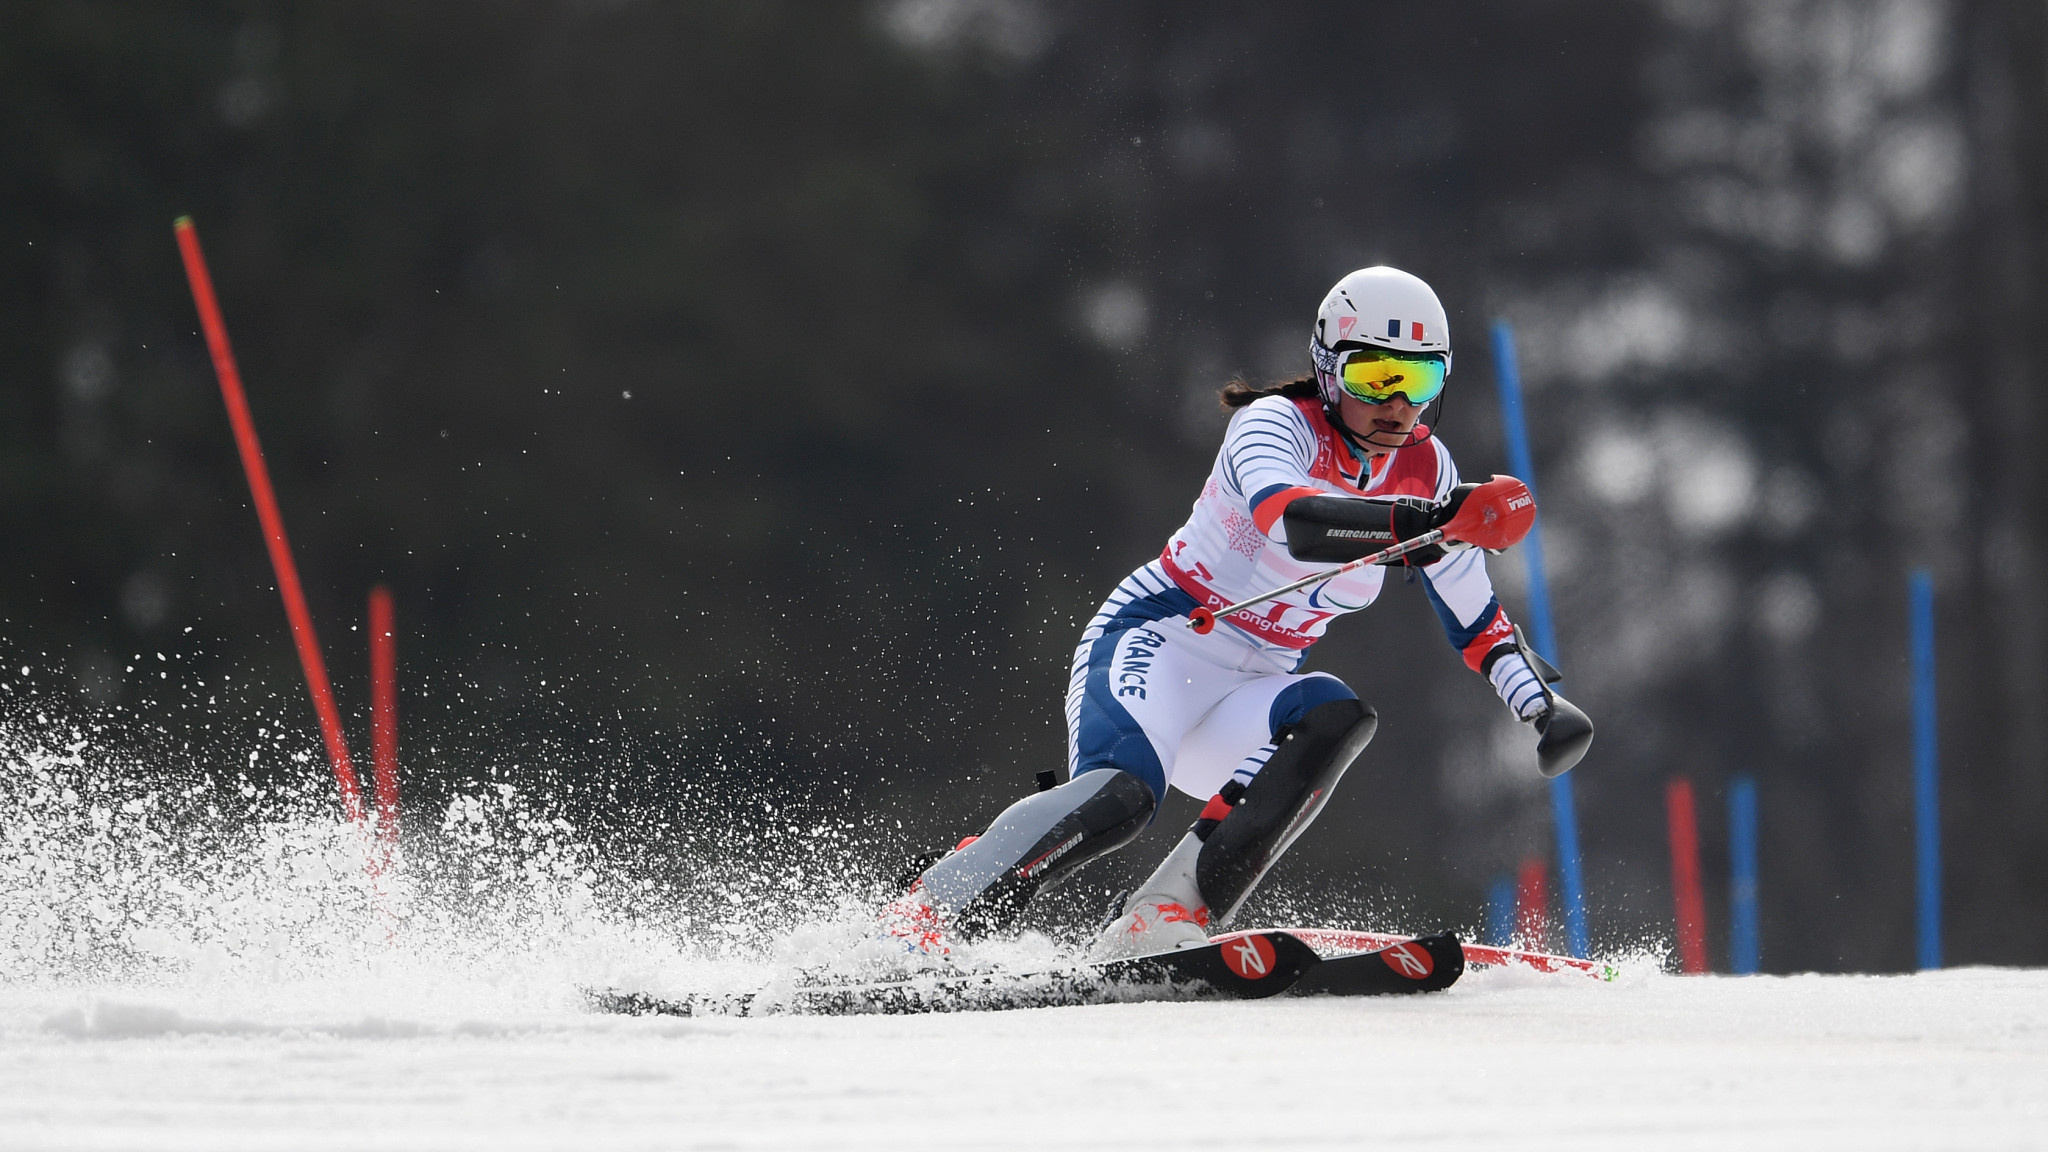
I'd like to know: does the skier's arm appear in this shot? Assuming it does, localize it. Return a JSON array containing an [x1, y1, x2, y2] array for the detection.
[[1411, 447, 1545, 718], [1417, 519, 1594, 771], [1276, 489, 1476, 565], [1415, 548, 1546, 718], [1227, 399, 1325, 538], [1227, 401, 1475, 562]]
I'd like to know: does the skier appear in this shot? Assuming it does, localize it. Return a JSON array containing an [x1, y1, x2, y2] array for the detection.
[[881, 266, 1593, 960]]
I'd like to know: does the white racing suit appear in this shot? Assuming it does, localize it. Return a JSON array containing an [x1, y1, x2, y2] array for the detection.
[[1066, 395, 1542, 806], [903, 394, 1545, 944]]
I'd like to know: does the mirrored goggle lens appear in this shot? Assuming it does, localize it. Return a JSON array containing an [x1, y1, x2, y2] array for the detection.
[[1338, 350, 1446, 405]]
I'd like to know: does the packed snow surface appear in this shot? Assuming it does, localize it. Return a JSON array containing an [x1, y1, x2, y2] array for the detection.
[[6, 965, 2045, 1150], [3, 730, 2043, 1149]]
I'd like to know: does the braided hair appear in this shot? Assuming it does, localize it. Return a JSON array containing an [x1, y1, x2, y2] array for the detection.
[[1217, 376, 1319, 412]]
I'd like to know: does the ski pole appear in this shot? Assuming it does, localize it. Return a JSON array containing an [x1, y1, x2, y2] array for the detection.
[[174, 215, 366, 825], [1187, 530, 1446, 634]]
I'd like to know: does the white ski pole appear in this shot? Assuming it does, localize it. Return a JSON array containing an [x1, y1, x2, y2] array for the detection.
[[1186, 529, 1446, 634]]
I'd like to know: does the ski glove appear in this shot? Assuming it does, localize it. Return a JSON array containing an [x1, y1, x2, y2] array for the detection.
[[1281, 487, 1476, 565]]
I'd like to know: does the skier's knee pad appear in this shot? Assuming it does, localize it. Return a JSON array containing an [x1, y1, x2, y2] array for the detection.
[[1268, 673, 1357, 731], [920, 768, 1155, 939], [1195, 697, 1378, 927]]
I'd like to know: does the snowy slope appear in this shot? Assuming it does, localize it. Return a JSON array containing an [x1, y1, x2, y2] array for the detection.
[[3, 732, 2043, 1150], [5, 965, 2045, 1150]]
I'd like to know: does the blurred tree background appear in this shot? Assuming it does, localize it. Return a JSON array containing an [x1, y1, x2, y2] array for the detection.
[[3, 0, 2042, 971]]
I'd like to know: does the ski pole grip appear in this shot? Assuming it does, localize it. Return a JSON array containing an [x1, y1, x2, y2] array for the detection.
[[1440, 474, 1537, 551], [1188, 607, 1217, 634]]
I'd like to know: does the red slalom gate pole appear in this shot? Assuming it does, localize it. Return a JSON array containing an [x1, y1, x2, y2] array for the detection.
[[1515, 857, 1549, 951], [1666, 777, 1709, 974], [368, 585, 400, 849], [174, 216, 364, 825]]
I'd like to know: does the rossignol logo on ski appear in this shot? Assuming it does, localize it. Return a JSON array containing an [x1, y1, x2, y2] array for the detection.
[[1383, 941, 1434, 979], [1222, 934, 1279, 979]]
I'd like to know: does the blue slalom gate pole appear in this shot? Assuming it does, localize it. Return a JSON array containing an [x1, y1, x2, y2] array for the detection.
[[1483, 875, 1516, 947], [1729, 774, 1760, 974], [1491, 320, 1589, 958], [1909, 570, 1941, 969]]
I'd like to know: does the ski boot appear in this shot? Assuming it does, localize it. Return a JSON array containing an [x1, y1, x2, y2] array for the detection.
[[1091, 831, 1211, 960], [876, 836, 983, 957], [877, 877, 953, 957]]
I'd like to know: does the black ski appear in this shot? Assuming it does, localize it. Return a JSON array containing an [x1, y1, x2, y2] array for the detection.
[[587, 930, 1322, 1017], [1282, 930, 1464, 996]]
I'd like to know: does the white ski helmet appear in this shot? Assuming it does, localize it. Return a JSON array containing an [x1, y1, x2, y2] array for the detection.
[[1310, 266, 1452, 412]]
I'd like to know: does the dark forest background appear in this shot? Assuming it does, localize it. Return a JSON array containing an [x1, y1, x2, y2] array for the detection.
[[4, 0, 2043, 971]]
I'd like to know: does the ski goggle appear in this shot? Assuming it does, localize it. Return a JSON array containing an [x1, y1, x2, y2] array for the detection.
[[1337, 348, 1447, 406]]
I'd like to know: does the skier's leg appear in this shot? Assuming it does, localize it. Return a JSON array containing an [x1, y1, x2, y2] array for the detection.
[[1093, 675, 1376, 958], [897, 623, 1247, 943], [1197, 693, 1377, 923], [916, 768, 1155, 939], [1171, 671, 1357, 802]]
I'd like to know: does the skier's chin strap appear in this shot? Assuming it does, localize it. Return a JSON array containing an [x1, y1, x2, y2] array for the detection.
[[1323, 400, 1437, 456]]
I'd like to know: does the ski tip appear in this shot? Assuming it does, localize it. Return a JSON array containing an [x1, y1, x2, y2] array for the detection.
[[1407, 930, 1467, 990], [1348, 930, 1463, 995], [1241, 929, 1466, 997]]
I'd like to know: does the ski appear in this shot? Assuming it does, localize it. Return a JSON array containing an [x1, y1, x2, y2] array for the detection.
[[1242, 926, 1618, 981], [587, 930, 1472, 1018], [587, 930, 1322, 1018], [1280, 930, 1465, 996]]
